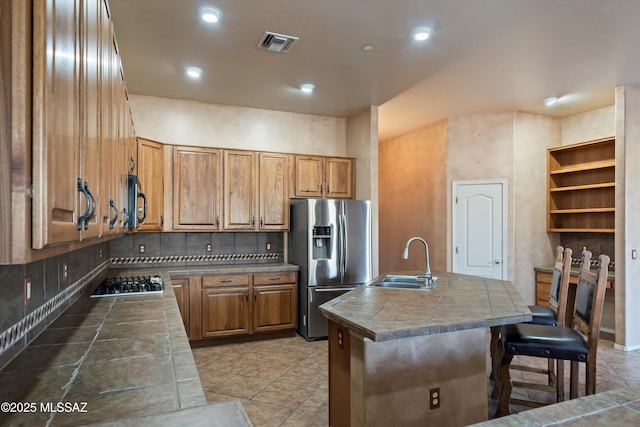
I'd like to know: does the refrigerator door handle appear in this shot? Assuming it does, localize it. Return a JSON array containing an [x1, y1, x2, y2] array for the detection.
[[314, 287, 358, 292], [308, 288, 312, 303], [341, 213, 347, 277]]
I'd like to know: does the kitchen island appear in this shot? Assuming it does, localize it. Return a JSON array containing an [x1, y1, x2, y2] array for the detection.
[[319, 271, 531, 427]]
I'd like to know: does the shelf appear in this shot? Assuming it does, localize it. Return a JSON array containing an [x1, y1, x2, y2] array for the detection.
[[550, 182, 615, 192], [548, 228, 615, 233], [547, 137, 615, 234], [550, 208, 615, 214], [549, 160, 615, 175]]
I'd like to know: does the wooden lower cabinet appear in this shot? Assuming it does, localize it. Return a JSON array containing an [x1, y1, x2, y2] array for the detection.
[[171, 277, 190, 336], [182, 271, 297, 341], [253, 272, 297, 333]]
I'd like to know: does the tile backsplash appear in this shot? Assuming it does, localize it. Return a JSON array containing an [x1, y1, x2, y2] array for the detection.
[[560, 233, 615, 269], [0, 242, 110, 369], [109, 232, 284, 268]]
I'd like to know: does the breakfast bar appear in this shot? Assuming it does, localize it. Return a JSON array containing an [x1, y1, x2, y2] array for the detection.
[[319, 271, 531, 427]]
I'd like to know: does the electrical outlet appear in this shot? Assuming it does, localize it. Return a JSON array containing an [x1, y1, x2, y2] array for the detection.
[[266, 242, 271, 251], [62, 262, 69, 281], [337, 328, 344, 349], [205, 243, 212, 253], [429, 387, 440, 409], [138, 244, 146, 254], [99, 249, 103, 258], [24, 277, 31, 305]]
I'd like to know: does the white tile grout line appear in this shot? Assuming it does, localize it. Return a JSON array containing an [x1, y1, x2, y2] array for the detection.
[[110, 253, 279, 265], [0, 260, 110, 359]]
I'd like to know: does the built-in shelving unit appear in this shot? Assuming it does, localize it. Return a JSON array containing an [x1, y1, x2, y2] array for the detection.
[[547, 137, 615, 233]]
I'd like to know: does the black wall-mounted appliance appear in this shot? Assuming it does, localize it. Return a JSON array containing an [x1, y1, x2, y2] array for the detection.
[[127, 174, 147, 229]]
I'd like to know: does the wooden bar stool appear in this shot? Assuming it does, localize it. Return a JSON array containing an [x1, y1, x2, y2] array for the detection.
[[495, 251, 610, 417], [489, 246, 572, 401]]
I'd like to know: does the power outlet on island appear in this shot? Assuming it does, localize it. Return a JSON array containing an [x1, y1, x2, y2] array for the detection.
[[429, 387, 440, 409], [138, 244, 146, 254], [206, 243, 212, 253]]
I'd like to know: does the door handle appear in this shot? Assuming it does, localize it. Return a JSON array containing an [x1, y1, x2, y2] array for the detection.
[[492, 260, 502, 264]]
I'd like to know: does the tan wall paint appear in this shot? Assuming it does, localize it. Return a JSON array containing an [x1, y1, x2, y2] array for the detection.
[[347, 107, 380, 276], [378, 120, 447, 274], [561, 105, 615, 145], [128, 94, 347, 156]]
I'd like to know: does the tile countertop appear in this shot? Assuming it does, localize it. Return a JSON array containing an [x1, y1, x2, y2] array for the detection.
[[472, 385, 640, 426], [319, 271, 532, 342], [0, 263, 298, 426]]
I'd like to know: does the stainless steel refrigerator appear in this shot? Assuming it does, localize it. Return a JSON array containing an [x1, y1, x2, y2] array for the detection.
[[289, 198, 372, 340]]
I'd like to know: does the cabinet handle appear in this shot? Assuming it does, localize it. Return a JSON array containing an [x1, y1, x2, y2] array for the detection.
[[137, 191, 147, 224], [216, 216, 219, 227], [84, 181, 96, 230], [108, 199, 118, 229], [246, 291, 249, 301], [252, 216, 255, 227], [161, 215, 164, 226], [220, 279, 233, 283], [269, 277, 281, 281], [254, 290, 257, 301], [327, 185, 330, 194], [260, 217, 263, 228], [77, 178, 90, 231], [128, 155, 135, 174], [122, 207, 129, 227], [319, 184, 323, 195]]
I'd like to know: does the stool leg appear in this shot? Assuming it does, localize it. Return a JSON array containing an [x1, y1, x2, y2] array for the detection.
[[570, 360, 579, 399], [496, 352, 514, 417], [490, 326, 500, 399], [556, 359, 564, 402]]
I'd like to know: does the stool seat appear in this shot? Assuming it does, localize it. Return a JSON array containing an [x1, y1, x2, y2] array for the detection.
[[527, 305, 557, 326], [502, 323, 588, 362]]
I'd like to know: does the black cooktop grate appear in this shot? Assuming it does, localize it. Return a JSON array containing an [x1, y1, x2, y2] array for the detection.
[[90, 275, 163, 298]]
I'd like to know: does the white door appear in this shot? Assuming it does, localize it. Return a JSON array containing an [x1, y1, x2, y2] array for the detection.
[[453, 180, 506, 280]]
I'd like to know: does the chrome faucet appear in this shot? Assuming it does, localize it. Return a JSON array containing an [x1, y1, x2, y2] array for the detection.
[[402, 237, 432, 281]]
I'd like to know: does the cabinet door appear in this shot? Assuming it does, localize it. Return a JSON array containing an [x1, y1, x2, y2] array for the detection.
[[79, 0, 102, 239], [253, 283, 297, 333], [32, 0, 81, 248], [325, 157, 354, 199], [259, 152, 289, 230], [201, 287, 250, 338], [295, 156, 324, 197], [224, 150, 257, 230], [173, 146, 222, 230], [172, 277, 190, 337], [137, 138, 164, 231], [99, 4, 119, 236]]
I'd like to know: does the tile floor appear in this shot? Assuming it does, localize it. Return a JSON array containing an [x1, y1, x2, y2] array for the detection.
[[192, 333, 640, 426]]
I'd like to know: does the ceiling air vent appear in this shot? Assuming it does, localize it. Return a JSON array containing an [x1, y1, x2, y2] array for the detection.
[[257, 31, 299, 53]]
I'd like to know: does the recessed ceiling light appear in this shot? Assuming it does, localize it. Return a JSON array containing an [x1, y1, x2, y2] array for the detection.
[[412, 26, 433, 41], [543, 96, 559, 106], [198, 6, 223, 23], [300, 83, 315, 94], [185, 66, 202, 79], [362, 44, 374, 51]]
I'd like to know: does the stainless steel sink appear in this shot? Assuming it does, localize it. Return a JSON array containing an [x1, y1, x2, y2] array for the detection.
[[374, 282, 422, 289], [370, 274, 437, 289]]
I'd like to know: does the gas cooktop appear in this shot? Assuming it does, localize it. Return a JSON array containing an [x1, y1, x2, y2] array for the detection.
[[90, 275, 163, 298]]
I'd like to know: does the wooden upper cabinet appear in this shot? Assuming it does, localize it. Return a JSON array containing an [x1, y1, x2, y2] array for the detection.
[[137, 138, 164, 231], [223, 150, 257, 230], [32, 0, 82, 249], [295, 156, 324, 197], [326, 157, 353, 199], [294, 155, 354, 199], [259, 153, 289, 230], [173, 146, 222, 230]]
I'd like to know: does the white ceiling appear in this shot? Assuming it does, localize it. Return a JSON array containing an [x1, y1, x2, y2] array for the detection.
[[108, 0, 638, 142]]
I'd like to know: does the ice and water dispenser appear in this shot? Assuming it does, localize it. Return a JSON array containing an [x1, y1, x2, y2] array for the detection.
[[312, 226, 332, 259]]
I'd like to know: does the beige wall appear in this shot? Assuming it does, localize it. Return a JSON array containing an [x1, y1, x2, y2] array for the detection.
[[561, 105, 615, 145], [513, 113, 560, 302], [347, 107, 380, 276], [129, 94, 347, 155], [615, 87, 640, 350], [378, 120, 447, 274]]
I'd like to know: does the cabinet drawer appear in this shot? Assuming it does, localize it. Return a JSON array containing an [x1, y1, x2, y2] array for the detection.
[[202, 274, 250, 288], [253, 272, 297, 285]]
